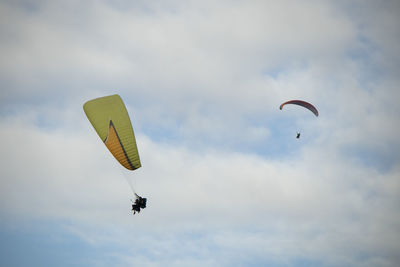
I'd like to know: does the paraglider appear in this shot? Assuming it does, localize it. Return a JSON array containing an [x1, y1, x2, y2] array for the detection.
[[280, 100, 318, 138], [131, 193, 147, 214], [83, 94, 146, 214], [279, 100, 318, 117]]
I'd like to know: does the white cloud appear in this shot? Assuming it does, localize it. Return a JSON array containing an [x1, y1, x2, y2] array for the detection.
[[0, 108, 399, 265]]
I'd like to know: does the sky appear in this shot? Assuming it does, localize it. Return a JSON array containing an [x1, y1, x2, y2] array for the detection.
[[0, 0, 399, 266]]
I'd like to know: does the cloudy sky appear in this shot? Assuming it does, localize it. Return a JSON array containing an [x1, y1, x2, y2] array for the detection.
[[1, 0, 399, 266]]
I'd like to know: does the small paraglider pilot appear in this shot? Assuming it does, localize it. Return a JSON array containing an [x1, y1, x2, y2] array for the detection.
[[296, 132, 301, 139], [131, 193, 147, 214]]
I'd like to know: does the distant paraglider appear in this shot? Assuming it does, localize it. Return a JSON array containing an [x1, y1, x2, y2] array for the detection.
[[83, 94, 147, 215], [280, 100, 318, 138], [279, 100, 318, 117]]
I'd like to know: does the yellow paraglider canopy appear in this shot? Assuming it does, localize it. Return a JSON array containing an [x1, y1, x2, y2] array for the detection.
[[83, 94, 141, 170]]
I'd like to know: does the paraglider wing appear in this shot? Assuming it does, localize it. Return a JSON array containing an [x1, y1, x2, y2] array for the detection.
[[83, 94, 141, 170], [279, 100, 318, 117]]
